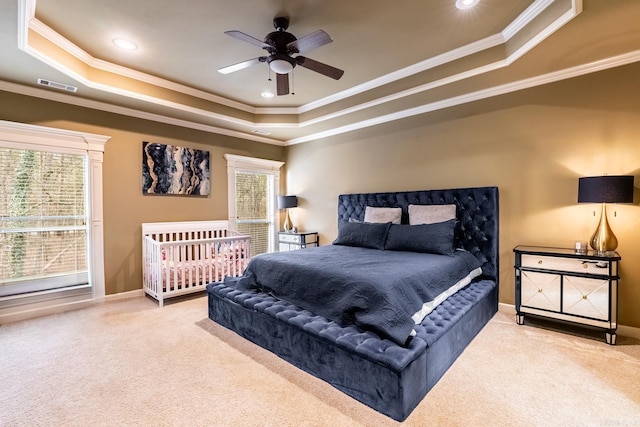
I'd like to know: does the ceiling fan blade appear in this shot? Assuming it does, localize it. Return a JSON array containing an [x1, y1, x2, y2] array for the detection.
[[295, 56, 344, 80], [276, 73, 290, 96], [287, 30, 333, 54], [225, 30, 272, 50], [218, 57, 265, 74]]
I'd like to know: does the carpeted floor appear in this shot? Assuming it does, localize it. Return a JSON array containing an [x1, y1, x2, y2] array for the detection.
[[1, 294, 639, 426]]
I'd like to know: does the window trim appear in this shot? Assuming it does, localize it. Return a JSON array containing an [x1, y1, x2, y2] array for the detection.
[[0, 120, 109, 314], [224, 154, 284, 253]]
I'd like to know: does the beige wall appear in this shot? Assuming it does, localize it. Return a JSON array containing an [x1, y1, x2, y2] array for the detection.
[[1, 60, 639, 329], [0, 91, 285, 295], [285, 61, 640, 329]]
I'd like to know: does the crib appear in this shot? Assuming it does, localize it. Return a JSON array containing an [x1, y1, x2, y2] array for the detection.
[[142, 220, 251, 306]]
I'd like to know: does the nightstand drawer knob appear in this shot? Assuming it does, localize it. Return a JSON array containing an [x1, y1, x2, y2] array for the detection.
[[583, 263, 588, 269], [538, 260, 543, 265]]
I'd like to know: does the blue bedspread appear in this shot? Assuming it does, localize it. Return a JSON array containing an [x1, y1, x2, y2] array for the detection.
[[224, 245, 482, 346]]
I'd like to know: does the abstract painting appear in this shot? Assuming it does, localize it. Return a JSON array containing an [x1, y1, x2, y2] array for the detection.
[[142, 142, 210, 195]]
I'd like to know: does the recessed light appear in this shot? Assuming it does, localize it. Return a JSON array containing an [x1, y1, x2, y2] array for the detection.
[[113, 38, 138, 51], [456, 0, 479, 9], [261, 91, 275, 98]]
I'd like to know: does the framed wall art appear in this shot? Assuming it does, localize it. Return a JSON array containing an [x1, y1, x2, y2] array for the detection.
[[142, 141, 210, 196]]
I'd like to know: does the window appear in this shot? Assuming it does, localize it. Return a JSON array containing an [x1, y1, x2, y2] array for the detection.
[[225, 154, 283, 254], [0, 120, 108, 319], [0, 149, 88, 296], [235, 171, 274, 255]]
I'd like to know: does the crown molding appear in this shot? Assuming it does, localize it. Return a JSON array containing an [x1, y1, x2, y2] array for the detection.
[[0, 80, 286, 146], [27, 18, 257, 115], [286, 49, 640, 145], [11, 0, 600, 146], [296, 0, 582, 130], [5, 47, 636, 148], [502, 0, 555, 40], [19, 0, 575, 116], [296, 33, 506, 115]]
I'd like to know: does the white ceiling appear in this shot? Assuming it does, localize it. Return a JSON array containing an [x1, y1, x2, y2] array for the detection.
[[1, 0, 639, 145]]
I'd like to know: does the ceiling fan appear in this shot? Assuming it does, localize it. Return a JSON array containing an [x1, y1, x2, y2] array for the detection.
[[218, 17, 344, 96]]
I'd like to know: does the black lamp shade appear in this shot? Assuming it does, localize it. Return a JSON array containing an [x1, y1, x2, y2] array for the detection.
[[578, 175, 634, 203], [278, 195, 298, 209]]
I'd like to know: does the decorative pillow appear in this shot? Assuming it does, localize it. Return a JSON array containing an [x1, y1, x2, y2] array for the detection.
[[364, 206, 402, 224], [385, 219, 456, 255], [332, 220, 391, 250], [408, 204, 456, 225]]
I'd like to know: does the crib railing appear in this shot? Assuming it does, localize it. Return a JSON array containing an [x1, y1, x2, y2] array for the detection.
[[142, 221, 251, 306]]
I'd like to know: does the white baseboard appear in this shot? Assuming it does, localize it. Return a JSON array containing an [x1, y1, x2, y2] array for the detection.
[[498, 302, 640, 340], [617, 325, 640, 340], [0, 289, 144, 325], [498, 302, 515, 314], [102, 289, 144, 302]]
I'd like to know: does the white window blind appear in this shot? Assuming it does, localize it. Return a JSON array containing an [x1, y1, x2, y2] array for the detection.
[[224, 154, 283, 254], [235, 171, 272, 255], [0, 147, 89, 296]]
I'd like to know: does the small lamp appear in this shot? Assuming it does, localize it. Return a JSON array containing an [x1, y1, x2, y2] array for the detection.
[[577, 175, 634, 253], [278, 195, 298, 233]]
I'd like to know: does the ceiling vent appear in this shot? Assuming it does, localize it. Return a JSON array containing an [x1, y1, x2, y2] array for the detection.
[[37, 78, 78, 93]]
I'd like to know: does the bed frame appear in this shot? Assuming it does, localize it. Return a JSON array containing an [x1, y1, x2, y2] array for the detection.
[[207, 187, 499, 420], [142, 220, 251, 307]]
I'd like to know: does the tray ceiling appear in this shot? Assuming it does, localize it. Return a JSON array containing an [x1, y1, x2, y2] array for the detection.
[[1, 0, 639, 145]]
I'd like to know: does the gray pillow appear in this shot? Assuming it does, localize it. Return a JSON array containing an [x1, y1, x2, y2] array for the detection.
[[333, 220, 391, 250], [385, 219, 456, 255]]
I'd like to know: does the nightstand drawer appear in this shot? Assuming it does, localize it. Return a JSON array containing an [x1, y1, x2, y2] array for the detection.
[[279, 233, 301, 243], [521, 254, 610, 275]]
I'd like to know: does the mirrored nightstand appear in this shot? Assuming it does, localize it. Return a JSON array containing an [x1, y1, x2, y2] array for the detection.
[[514, 245, 621, 345], [278, 231, 319, 251]]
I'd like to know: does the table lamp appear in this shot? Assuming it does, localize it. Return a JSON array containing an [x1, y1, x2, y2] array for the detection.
[[278, 195, 298, 232], [577, 175, 634, 253]]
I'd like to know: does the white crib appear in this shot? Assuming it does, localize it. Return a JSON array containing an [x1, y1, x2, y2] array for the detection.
[[142, 220, 251, 307]]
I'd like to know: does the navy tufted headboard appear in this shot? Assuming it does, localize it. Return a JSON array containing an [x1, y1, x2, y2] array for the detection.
[[337, 186, 499, 283]]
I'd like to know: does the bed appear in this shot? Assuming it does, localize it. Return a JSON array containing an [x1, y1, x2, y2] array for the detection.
[[206, 187, 499, 420], [142, 220, 251, 307]]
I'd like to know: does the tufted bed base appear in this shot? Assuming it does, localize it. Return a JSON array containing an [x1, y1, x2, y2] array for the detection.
[[207, 187, 499, 421], [207, 278, 496, 420]]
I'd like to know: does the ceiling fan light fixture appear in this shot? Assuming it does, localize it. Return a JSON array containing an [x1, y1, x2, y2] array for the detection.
[[220, 17, 344, 95], [456, 0, 479, 9], [269, 58, 294, 74]]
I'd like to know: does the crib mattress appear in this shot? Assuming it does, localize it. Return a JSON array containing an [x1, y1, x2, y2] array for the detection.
[[206, 278, 497, 421]]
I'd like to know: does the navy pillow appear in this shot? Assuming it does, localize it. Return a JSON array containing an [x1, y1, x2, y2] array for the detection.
[[385, 219, 456, 255], [332, 220, 391, 250]]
